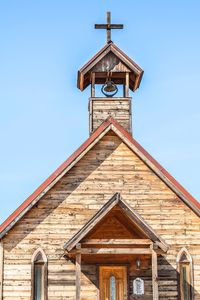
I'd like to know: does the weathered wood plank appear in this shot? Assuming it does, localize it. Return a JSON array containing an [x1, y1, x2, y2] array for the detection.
[[89, 97, 131, 134], [82, 239, 152, 245], [76, 250, 81, 300], [72, 247, 152, 255], [2, 132, 200, 299], [91, 73, 95, 97], [152, 248, 158, 300], [125, 72, 129, 97]]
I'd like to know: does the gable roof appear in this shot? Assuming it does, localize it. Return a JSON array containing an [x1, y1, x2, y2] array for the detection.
[[64, 192, 169, 252], [77, 42, 144, 91], [0, 117, 200, 239]]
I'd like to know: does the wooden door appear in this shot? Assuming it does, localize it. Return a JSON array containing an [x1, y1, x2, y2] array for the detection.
[[99, 266, 127, 300]]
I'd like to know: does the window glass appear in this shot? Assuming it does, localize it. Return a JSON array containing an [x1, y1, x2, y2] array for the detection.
[[177, 249, 193, 300], [110, 275, 116, 300], [34, 264, 43, 300], [180, 263, 190, 300]]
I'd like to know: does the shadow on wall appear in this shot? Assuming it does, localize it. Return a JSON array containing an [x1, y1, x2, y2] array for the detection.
[[2, 131, 199, 299], [65, 255, 198, 300], [3, 132, 122, 252]]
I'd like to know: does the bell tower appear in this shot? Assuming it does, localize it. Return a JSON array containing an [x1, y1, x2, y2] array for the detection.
[[77, 12, 144, 135]]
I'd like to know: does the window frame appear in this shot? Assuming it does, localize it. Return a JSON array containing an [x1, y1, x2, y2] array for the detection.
[[31, 248, 48, 300], [177, 247, 193, 300]]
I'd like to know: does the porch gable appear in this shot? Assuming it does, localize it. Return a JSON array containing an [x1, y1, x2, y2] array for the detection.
[[64, 193, 168, 253]]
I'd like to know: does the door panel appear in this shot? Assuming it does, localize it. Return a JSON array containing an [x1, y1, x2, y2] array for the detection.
[[99, 266, 127, 300]]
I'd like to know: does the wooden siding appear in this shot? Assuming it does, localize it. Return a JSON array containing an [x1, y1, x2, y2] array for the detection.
[[91, 52, 131, 73], [2, 131, 200, 300], [89, 98, 131, 134]]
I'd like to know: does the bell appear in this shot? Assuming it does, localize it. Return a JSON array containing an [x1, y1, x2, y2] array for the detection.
[[104, 80, 117, 92], [101, 79, 118, 97]]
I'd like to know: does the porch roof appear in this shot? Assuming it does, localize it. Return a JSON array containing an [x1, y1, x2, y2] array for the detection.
[[64, 193, 169, 253]]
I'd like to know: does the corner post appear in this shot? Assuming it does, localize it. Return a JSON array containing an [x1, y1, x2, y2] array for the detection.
[[76, 244, 81, 300], [125, 72, 129, 97], [91, 73, 95, 97], [151, 244, 158, 300], [0, 240, 3, 300]]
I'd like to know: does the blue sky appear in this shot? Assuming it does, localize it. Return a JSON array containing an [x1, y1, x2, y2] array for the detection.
[[0, 0, 200, 223]]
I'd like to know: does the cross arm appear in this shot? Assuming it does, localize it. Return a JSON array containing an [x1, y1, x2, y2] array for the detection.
[[95, 24, 124, 29]]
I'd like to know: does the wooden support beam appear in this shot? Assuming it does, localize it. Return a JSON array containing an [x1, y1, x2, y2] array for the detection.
[[151, 246, 158, 300], [72, 247, 152, 255], [89, 98, 93, 135], [125, 72, 129, 97], [0, 240, 3, 300], [91, 72, 95, 97], [155, 241, 168, 253], [76, 244, 81, 300], [123, 78, 126, 97], [82, 239, 152, 246]]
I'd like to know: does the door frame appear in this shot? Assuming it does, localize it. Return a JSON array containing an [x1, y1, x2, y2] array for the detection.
[[98, 264, 129, 300]]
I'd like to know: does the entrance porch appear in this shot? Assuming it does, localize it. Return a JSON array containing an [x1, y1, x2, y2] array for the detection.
[[64, 193, 169, 299]]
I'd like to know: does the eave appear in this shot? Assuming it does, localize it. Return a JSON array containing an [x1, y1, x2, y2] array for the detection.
[[0, 117, 200, 239], [77, 42, 144, 92]]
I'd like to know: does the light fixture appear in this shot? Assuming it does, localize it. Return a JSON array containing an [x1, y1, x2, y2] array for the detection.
[[136, 258, 141, 270]]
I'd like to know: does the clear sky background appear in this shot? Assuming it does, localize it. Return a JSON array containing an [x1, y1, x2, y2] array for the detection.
[[0, 0, 200, 223]]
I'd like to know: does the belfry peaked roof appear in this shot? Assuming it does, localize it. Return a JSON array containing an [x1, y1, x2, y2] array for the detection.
[[77, 42, 144, 91], [0, 117, 200, 238]]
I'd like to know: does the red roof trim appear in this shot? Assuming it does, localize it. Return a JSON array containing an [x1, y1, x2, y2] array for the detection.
[[110, 118, 200, 210], [0, 119, 112, 236], [0, 117, 199, 237]]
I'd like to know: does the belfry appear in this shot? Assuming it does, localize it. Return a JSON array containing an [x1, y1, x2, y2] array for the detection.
[[0, 11, 200, 300], [78, 12, 143, 134]]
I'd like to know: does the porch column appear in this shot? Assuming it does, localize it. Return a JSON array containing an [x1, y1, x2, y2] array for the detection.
[[76, 244, 81, 300], [151, 245, 158, 300]]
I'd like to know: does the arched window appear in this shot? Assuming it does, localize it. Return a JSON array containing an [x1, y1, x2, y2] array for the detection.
[[31, 248, 48, 300], [177, 248, 193, 300]]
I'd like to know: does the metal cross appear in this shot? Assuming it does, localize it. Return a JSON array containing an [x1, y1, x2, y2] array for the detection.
[[95, 12, 123, 43]]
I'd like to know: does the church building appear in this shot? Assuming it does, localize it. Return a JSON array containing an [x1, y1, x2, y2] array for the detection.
[[0, 12, 200, 300]]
